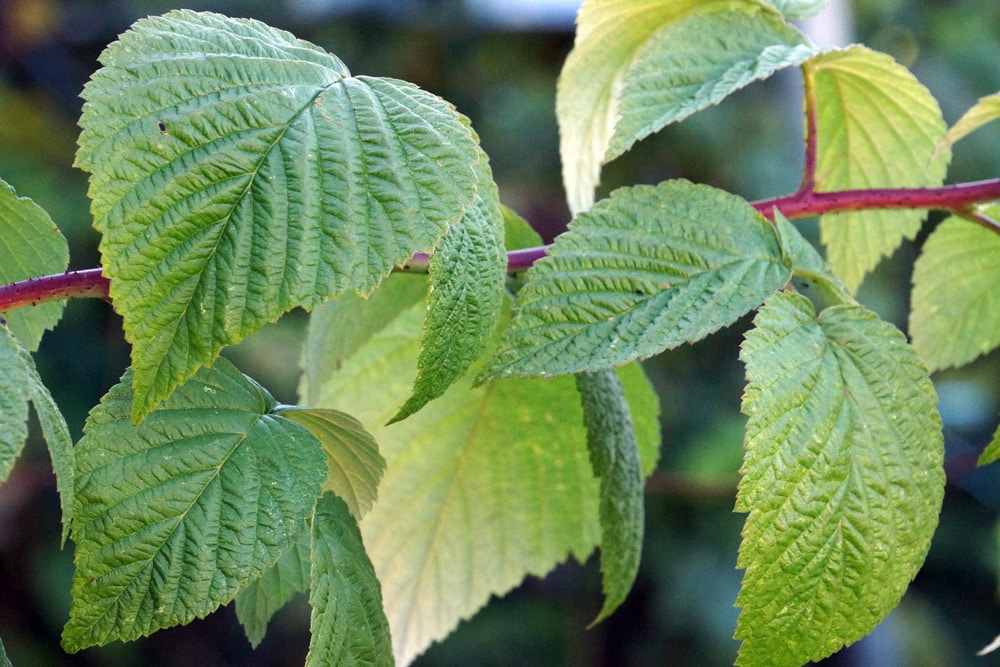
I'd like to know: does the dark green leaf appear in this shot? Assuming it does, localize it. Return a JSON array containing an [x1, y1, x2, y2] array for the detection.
[[575, 369, 644, 625], [390, 158, 506, 423], [63, 358, 327, 651], [235, 530, 311, 648], [0, 327, 30, 486], [307, 492, 393, 667]]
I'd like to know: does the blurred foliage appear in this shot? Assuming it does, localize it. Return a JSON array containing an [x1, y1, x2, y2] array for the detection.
[[1, 0, 1000, 665]]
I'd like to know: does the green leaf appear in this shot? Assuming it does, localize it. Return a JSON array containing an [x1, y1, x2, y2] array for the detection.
[[937, 92, 1000, 154], [307, 492, 393, 667], [0, 323, 75, 543], [501, 204, 544, 251], [575, 370, 644, 625], [299, 274, 428, 408], [557, 0, 812, 213], [235, 529, 311, 648], [910, 214, 1000, 371], [736, 291, 944, 666], [76, 10, 481, 422], [63, 358, 327, 651], [301, 297, 660, 665], [0, 179, 69, 351], [482, 180, 791, 381], [0, 636, 11, 667], [23, 341, 75, 545], [804, 46, 950, 292], [390, 159, 506, 424], [763, 0, 827, 20], [0, 327, 30, 486], [979, 422, 1000, 466], [279, 407, 385, 520], [773, 210, 854, 309]]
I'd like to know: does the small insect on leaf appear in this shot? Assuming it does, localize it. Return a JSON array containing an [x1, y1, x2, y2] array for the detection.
[[157, 121, 168, 135]]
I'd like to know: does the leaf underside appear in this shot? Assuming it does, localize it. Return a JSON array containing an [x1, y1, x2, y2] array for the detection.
[[805, 46, 950, 292], [558, 0, 811, 214], [910, 212, 1000, 372], [736, 291, 944, 666], [76, 9, 482, 422], [301, 289, 660, 665]]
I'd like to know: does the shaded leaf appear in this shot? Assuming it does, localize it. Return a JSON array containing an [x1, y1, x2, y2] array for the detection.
[[804, 46, 949, 292], [575, 369, 644, 625], [63, 358, 327, 650], [558, 0, 811, 213], [76, 10, 481, 422], [0, 636, 11, 667], [482, 181, 791, 381], [279, 407, 385, 519], [736, 291, 944, 666], [307, 492, 393, 667], [235, 530, 311, 648], [910, 214, 1000, 371], [0, 178, 69, 351], [301, 297, 660, 665], [0, 327, 30, 486], [0, 323, 74, 543], [390, 158, 505, 423]]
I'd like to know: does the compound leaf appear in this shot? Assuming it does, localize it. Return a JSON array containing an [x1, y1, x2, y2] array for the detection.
[[736, 291, 944, 666], [306, 492, 393, 667], [0, 178, 69, 351], [63, 358, 327, 651], [575, 369, 644, 625], [804, 46, 949, 292], [235, 529, 311, 648], [558, 0, 812, 213], [910, 213, 1000, 371], [482, 180, 791, 381], [76, 10, 481, 422], [302, 297, 659, 665]]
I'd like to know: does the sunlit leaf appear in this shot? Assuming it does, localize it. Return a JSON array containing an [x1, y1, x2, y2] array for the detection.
[[937, 92, 1000, 155], [910, 214, 1000, 371], [482, 181, 791, 381], [63, 358, 327, 650], [558, 0, 811, 213], [235, 530, 310, 648], [736, 291, 944, 666], [306, 492, 393, 667], [575, 369, 644, 625], [76, 10, 481, 422], [301, 297, 660, 665], [804, 46, 949, 292], [0, 178, 69, 351]]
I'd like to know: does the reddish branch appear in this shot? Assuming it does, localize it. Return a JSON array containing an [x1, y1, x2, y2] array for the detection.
[[3, 178, 1000, 313]]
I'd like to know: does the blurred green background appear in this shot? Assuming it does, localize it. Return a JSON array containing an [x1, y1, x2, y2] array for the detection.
[[2, 0, 1000, 665]]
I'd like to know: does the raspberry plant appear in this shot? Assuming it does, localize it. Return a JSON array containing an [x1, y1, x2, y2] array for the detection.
[[3, 2, 1000, 665]]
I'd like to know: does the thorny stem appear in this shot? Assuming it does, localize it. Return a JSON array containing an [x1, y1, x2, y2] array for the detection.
[[3, 178, 1000, 314]]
